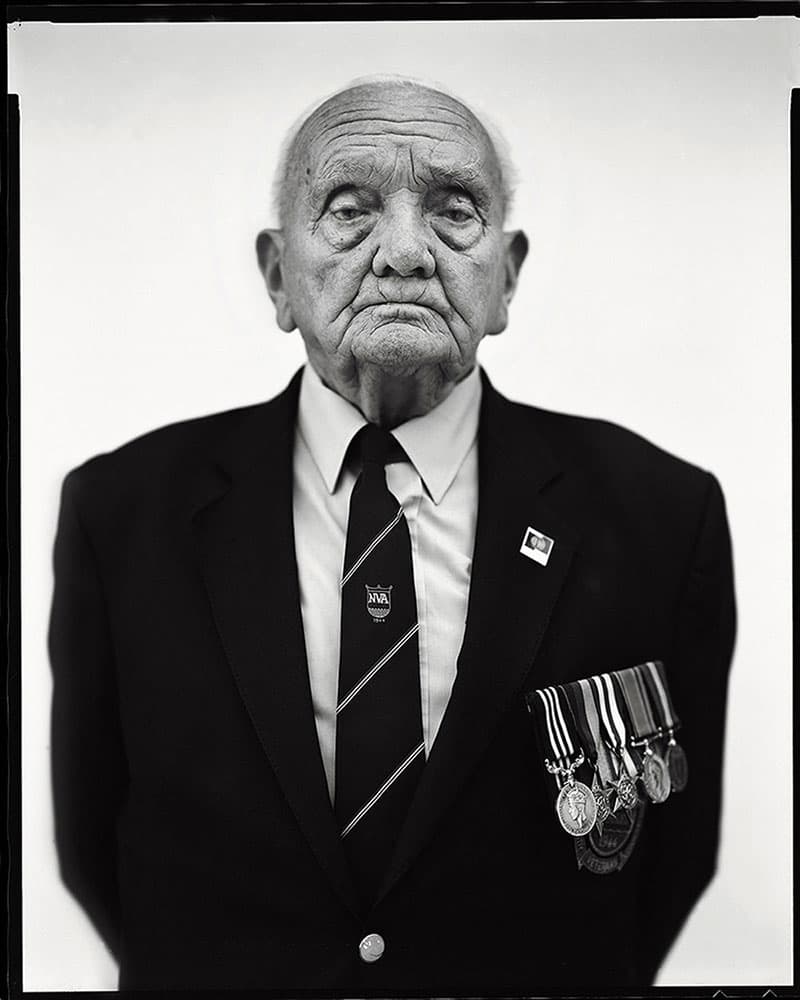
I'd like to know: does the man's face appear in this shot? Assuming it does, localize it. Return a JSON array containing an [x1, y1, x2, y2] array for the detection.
[[259, 82, 527, 408]]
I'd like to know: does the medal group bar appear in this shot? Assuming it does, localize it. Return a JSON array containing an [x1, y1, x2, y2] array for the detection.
[[526, 661, 690, 863]]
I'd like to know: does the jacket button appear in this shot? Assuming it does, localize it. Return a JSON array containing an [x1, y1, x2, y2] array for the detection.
[[358, 932, 385, 963]]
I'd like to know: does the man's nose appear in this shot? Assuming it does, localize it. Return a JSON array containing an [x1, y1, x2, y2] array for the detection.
[[371, 203, 436, 279]]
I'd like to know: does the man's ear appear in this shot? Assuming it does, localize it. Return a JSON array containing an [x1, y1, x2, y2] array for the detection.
[[255, 229, 296, 333], [486, 230, 529, 336], [502, 229, 529, 305]]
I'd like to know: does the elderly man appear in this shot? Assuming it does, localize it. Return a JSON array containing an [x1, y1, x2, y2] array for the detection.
[[49, 77, 735, 993]]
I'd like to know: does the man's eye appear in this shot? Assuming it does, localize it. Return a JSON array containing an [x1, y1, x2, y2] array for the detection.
[[439, 206, 476, 224], [329, 205, 367, 222]]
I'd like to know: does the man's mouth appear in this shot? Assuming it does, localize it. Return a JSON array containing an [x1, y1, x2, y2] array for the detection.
[[364, 303, 440, 319]]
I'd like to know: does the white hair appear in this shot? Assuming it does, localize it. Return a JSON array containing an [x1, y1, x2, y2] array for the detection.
[[271, 73, 517, 226]]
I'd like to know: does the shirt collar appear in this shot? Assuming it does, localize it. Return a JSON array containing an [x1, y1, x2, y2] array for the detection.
[[297, 364, 366, 495], [297, 363, 482, 505]]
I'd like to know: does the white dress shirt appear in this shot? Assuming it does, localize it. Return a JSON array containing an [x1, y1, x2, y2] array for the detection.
[[293, 364, 481, 802]]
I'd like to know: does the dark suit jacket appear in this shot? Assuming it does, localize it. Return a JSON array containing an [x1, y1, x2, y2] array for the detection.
[[49, 368, 736, 994]]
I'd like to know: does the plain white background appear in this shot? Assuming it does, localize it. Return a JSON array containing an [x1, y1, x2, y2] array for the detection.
[[9, 17, 795, 991]]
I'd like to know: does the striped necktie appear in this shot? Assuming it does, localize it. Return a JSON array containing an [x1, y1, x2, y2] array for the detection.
[[334, 424, 425, 906]]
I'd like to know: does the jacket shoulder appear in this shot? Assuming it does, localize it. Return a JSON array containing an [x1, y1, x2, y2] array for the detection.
[[61, 372, 301, 510], [497, 390, 719, 505]]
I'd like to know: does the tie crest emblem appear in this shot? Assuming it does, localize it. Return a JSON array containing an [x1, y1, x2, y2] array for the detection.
[[365, 584, 392, 621]]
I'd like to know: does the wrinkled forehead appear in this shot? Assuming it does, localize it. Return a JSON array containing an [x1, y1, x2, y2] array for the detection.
[[291, 83, 505, 214]]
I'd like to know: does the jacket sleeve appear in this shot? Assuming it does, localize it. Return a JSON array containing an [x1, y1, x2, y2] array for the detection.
[[49, 470, 128, 962], [634, 472, 737, 982]]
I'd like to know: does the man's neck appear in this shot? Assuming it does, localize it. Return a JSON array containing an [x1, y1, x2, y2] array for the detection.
[[315, 363, 473, 429]]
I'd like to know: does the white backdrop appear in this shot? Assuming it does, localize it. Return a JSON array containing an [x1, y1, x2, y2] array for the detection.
[[9, 17, 795, 991]]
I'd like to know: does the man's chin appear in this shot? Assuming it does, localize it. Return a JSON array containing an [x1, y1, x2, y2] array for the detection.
[[351, 322, 452, 378]]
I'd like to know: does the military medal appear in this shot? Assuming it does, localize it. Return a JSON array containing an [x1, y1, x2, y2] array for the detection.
[[554, 685, 601, 837], [640, 752, 670, 802], [612, 769, 638, 811], [563, 681, 611, 834], [591, 773, 611, 832], [554, 767, 597, 838], [613, 667, 671, 804], [664, 734, 689, 792], [639, 661, 688, 793], [533, 686, 597, 838]]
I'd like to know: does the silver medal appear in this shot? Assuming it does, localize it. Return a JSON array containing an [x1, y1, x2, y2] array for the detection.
[[642, 751, 671, 803], [555, 779, 597, 837], [665, 741, 689, 792]]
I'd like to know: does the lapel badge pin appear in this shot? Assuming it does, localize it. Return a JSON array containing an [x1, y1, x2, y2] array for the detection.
[[520, 526, 554, 566]]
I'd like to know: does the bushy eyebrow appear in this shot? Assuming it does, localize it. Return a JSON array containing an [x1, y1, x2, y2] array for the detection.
[[426, 164, 493, 209], [312, 157, 380, 196], [310, 155, 495, 210]]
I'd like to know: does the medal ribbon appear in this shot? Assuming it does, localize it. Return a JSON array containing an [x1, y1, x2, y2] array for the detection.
[[528, 691, 563, 789], [583, 677, 620, 784], [533, 686, 576, 766], [639, 660, 681, 731], [549, 686, 577, 760], [529, 689, 562, 766], [560, 684, 593, 763], [613, 666, 658, 739], [572, 680, 615, 788], [632, 665, 661, 735], [609, 673, 645, 770], [597, 673, 639, 779]]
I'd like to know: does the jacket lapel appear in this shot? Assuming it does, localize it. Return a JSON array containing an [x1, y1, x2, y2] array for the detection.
[[190, 371, 360, 918], [377, 373, 581, 903]]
